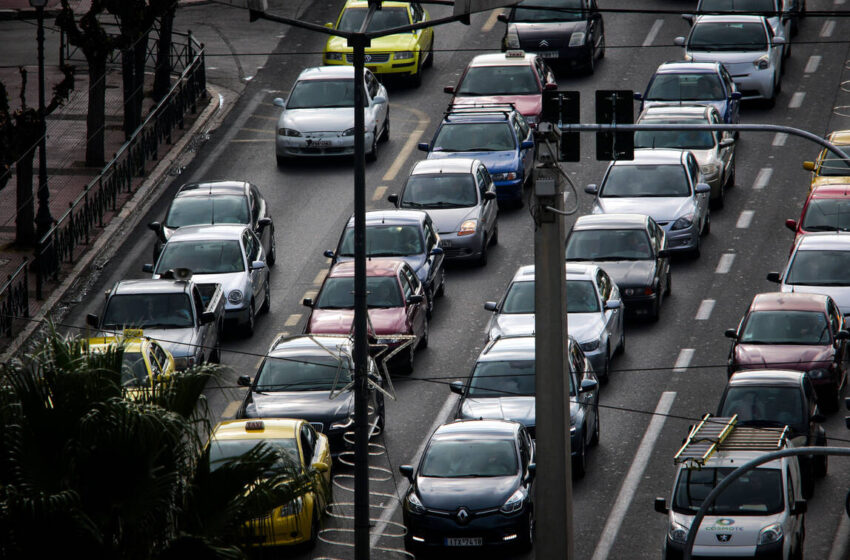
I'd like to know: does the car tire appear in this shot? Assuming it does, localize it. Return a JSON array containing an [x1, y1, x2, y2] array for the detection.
[[703, 212, 711, 236], [418, 316, 429, 349], [665, 270, 672, 296], [411, 57, 423, 87], [518, 511, 535, 552], [308, 503, 320, 548], [711, 182, 725, 210], [396, 342, 415, 375], [267, 229, 277, 266], [617, 328, 625, 355], [585, 46, 595, 75], [598, 32, 606, 58], [822, 386, 840, 413], [210, 335, 222, 364], [599, 352, 610, 384], [478, 237, 488, 266], [367, 129, 378, 162], [424, 40, 434, 68], [260, 281, 271, 314], [436, 269, 446, 297], [490, 223, 499, 246], [649, 292, 662, 323], [572, 434, 587, 478], [381, 110, 390, 142], [276, 155, 286, 167], [244, 300, 255, 338], [802, 462, 815, 499], [815, 453, 828, 478], [425, 287, 434, 319], [590, 404, 600, 446], [725, 158, 736, 189]]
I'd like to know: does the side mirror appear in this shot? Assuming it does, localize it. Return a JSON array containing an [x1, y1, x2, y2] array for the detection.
[[521, 140, 534, 150], [258, 217, 272, 228], [417, 142, 430, 152], [497, 13, 508, 23], [86, 313, 99, 328], [484, 190, 497, 200], [525, 462, 536, 481], [633, 92, 643, 101], [250, 260, 266, 271], [837, 330, 850, 340], [484, 301, 498, 312], [443, 85, 456, 94], [584, 184, 599, 195], [791, 500, 807, 515], [766, 272, 781, 283], [372, 95, 387, 104], [846, 396, 850, 411], [544, 82, 558, 91], [450, 381, 465, 395], [730, 91, 742, 101], [323, 249, 336, 259], [654, 497, 669, 514], [273, 97, 286, 108], [720, 137, 735, 148], [681, 14, 694, 24], [324, 22, 333, 29], [237, 375, 252, 387], [142, 264, 154, 273], [695, 182, 711, 194], [388, 193, 400, 206], [673, 36, 685, 47], [200, 311, 215, 324], [657, 249, 670, 258], [772, 36, 786, 46], [785, 219, 798, 232], [148, 221, 161, 232], [802, 161, 815, 171], [580, 378, 598, 393], [407, 294, 425, 305], [399, 465, 415, 482], [430, 247, 444, 256], [312, 461, 330, 473], [724, 328, 738, 339], [302, 298, 314, 308], [604, 299, 621, 310]]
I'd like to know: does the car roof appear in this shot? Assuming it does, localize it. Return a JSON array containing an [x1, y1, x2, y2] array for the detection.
[[347, 209, 428, 227], [728, 369, 805, 388], [468, 51, 536, 66], [175, 181, 249, 197], [270, 334, 354, 356], [344, 0, 411, 7], [573, 213, 651, 230], [433, 419, 520, 439], [654, 61, 722, 74], [639, 105, 714, 120], [410, 158, 477, 175], [508, 263, 598, 282], [329, 259, 405, 278], [612, 148, 685, 165], [750, 292, 828, 312], [810, 183, 850, 198], [165, 224, 247, 241], [478, 335, 536, 361], [694, 14, 768, 24], [113, 278, 192, 295], [296, 65, 356, 81], [796, 232, 850, 250], [213, 418, 301, 441], [826, 130, 850, 146]]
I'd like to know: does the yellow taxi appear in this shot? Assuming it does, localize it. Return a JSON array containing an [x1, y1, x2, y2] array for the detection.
[[803, 129, 850, 192], [209, 419, 332, 548], [323, 0, 434, 86], [85, 330, 175, 389]]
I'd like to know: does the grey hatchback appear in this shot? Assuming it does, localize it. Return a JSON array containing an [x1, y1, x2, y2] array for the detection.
[[389, 158, 498, 266]]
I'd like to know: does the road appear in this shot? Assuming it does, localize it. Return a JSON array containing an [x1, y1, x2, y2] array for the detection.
[[65, 0, 850, 558]]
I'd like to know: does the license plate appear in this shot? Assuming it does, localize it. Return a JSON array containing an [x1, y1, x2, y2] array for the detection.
[[308, 139, 332, 148], [537, 50, 559, 58], [440, 240, 452, 248], [445, 537, 482, 547]]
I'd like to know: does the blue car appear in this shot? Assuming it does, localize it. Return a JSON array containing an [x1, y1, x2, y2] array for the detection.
[[418, 104, 534, 206], [634, 61, 741, 126]]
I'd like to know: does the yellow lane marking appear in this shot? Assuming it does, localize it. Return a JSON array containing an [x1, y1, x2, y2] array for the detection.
[[231, 139, 274, 143], [482, 9, 503, 32], [222, 400, 241, 418], [240, 127, 275, 134], [284, 313, 302, 327], [313, 269, 328, 285], [303, 289, 318, 301], [383, 104, 430, 182], [372, 185, 388, 201]]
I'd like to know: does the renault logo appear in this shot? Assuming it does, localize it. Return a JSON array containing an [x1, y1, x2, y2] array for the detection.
[[716, 534, 732, 543], [456, 507, 470, 525], [539, 39, 550, 47]]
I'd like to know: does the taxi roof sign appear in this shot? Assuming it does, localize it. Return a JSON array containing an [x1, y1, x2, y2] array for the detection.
[[505, 50, 526, 58], [123, 328, 144, 339]]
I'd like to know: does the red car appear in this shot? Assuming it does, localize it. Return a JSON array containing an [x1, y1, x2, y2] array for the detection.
[[785, 183, 850, 250], [724, 292, 849, 411], [303, 259, 428, 374]]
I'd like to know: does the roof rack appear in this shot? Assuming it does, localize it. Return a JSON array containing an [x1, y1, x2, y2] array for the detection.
[[674, 414, 790, 468], [445, 102, 517, 120]]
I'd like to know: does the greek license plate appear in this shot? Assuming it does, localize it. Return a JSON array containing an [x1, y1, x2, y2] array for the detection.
[[308, 140, 332, 148], [440, 240, 452, 248], [537, 50, 559, 58], [445, 537, 482, 547]]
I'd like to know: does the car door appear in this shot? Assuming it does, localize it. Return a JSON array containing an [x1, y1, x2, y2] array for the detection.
[[686, 153, 709, 227], [400, 265, 425, 337], [411, 2, 433, 61], [720, 66, 740, 123], [423, 218, 443, 295], [514, 114, 534, 181], [476, 164, 497, 238], [242, 229, 264, 306], [249, 184, 271, 256], [596, 268, 621, 352], [827, 299, 847, 384]]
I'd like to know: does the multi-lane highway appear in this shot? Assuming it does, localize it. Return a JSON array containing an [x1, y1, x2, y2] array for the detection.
[[67, 0, 850, 557]]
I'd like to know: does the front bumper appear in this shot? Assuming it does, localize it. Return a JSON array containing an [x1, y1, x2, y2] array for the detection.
[[730, 67, 774, 100], [404, 508, 529, 549], [225, 303, 251, 326], [620, 291, 658, 316], [276, 131, 375, 158], [244, 496, 316, 547], [664, 534, 784, 559], [323, 52, 420, 76], [439, 231, 486, 261], [581, 345, 607, 374], [518, 43, 592, 69], [494, 177, 524, 202]]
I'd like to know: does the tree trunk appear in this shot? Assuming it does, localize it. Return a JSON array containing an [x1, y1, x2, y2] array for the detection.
[[86, 57, 106, 167], [153, 7, 174, 102], [15, 146, 35, 245]]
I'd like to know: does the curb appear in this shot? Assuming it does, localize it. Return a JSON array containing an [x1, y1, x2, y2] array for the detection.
[[0, 82, 239, 363]]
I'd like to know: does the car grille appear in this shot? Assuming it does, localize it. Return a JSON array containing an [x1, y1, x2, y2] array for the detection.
[[346, 53, 390, 63]]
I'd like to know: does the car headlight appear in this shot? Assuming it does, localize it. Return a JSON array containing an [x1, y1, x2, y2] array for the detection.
[[395, 51, 414, 60], [406, 491, 426, 515], [330, 417, 355, 431], [228, 289, 244, 305], [671, 214, 694, 231], [807, 368, 830, 379], [500, 488, 527, 514], [668, 521, 689, 544], [754, 55, 769, 70], [279, 496, 304, 517], [341, 128, 355, 137], [458, 219, 477, 236], [579, 339, 600, 352], [623, 288, 635, 296], [569, 31, 586, 47], [326, 52, 344, 61], [278, 128, 301, 137], [505, 30, 520, 49], [758, 522, 783, 545], [700, 163, 719, 177], [492, 172, 518, 181]]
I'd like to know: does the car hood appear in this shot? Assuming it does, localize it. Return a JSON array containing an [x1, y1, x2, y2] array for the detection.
[[426, 206, 480, 234], [452, 95, 542, 119], [580, 260, 656, 289], [512, 20, 586, 48], [780, 284, 850, 315], [244, 390, 353, 424], [139, 327, 197, 358], [279, 108, 355, 134], [594, 196, 694, 223], [428, 150, 519, 174], [460, 396, 536, 427], [567, 313, 605, 343], [488, 313, 602, 343], [308, 308, 407, 335], [415, 475, 518, 511], [734, 344, 834, 371]]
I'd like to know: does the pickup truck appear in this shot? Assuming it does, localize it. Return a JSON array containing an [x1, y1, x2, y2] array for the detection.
[[86, 273, 225, 370]]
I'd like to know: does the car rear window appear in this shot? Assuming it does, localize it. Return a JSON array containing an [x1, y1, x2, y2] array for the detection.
[[421, 439, 518, 477], [165, 196, 250, 228]]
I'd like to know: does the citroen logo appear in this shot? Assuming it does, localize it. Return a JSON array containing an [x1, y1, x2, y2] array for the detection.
[[539, 39, 549, 47], [456, 507, 470, 525]]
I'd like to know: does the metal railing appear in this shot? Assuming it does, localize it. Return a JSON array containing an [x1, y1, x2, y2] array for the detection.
[[0, 259, 30, 339]]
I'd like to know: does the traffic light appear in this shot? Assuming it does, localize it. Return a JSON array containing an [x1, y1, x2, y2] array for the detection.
[[595, 90, 633, 161], [541, 90, 580, 162]]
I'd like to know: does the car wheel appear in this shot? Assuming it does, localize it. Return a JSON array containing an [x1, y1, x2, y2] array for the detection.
[[210, 335, 222, 364], [599, 352, 610, 384], [436, 269, 446, 297], [822, 386, 840, 413], [598, 32, 606, 58], [815, 453, 828, 478], [775, 72, 782, 93], [490, 223, 499, 246], [260, 280, 271, 314], [395, 342, 415, 375], [572, 433, 587, 478], [590, 404, 600, 446], [765, 81, 777, 108], [518, 511, 534, 551], [478, 237, 488, 266], [665, 270, 672, 296], [276, 155, 286, 167], [725, 158, 736, 189], [244, 300, 255, 338], [367, 129, 378, 162], [267, 229, 277, 266], [425, 287, 434, 319], [376, 393, 386, 431], [802, 462, 815, 499], [411, 57, 423, 87], [649, 293, 662, 323], [711, 182, 725, 210], [418, 316, 429, 349], [617, 327, 625, 355], [308, 503, 320, 548], [585, 45, 595, 75], [381, 109, 390, 142], [424, 39, 434, 68]]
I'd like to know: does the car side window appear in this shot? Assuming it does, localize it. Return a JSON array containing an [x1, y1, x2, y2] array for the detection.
[[403, 265, 421, 293], [424, 221, 436, 252], [249, 185, 262, 221], [300, 424, 316, 461], [244, 230, 260, 262], [399, 270, 413, 299], [475, 168, 488, 196], [569, 343, 585, 377], [827, 302, 841, 334], [685, 155, 698, 187], [721, 67, 735, 94], [645, 224, 658, 253], [366, 71, 380, 98], [152, 342, 168, 369], [515, 113, 530, 140], [518, 432, 529, 468], [192, 286, 204, 316]]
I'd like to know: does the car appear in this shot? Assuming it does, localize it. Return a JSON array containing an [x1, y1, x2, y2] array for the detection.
[[324, 210, 446, 315], [688, 0, 793, 58], [497, 0, 605, 73], [767, 232, 850, 315], [443, 51, 557, 126], [634, 61, 742, 125], [565, 214, 671, 321], [450, 335, 599, 476], [585, 149, 711, 257], [147, 180, 276, 264], [208, 418, 332, 548], [85, 331, 176, 390], [674, 15, 785, 106], [273, 66, 388, 164], [303, 259, 428, 374], [388, 158, 498, 265], [717, 369, 828, 498], [724, 292, 848, 411], [482, 263, 624, 380], [785, 183, 850, 248], [801, 130, 850, 192], [418, 104, 535, 205], [236, 334, 385, 451], [634, 105, 736, 208], [322, 0, 434, 85], [399, 419, 536, 552], [147, 224, 270, 335]]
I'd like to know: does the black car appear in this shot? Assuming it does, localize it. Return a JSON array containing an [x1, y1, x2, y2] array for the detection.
[[566, 213, 671, 321], [450, 335, 599, 477], [236, 334, 385, 451], [148, 180, 276, 264], [498, 0, 605, 73], [400, 419, 535, 552]]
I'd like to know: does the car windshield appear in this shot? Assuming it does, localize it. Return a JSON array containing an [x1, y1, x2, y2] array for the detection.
[[469, 360, 537, 397], [673, 467, 784, 515], [699, 0, 776, 12], [287, 79, 358, 109], [316, 276, 403, 309], [165, 196, 250, 228], [817, 151, 850, 176], [209, 438, 300, 472], [513, 0, 584, 22], [432, 122, 516, 152], [120, 351, 150, 388], [102, 293, 194, 329], [156, 240, 244, 275], [645, 73, 725, 101], [338, 225, 424, 257], [255, 354, 353, 391], [801, 199, 850, 231], [457, 66, 539, 96], [421, 439, 518, 477], [401, 174, 478, 208], [566, 229, 654, 261], [786, 249, 850, 286], [337, 6, 409, 32], [719, 386, 805, 431], [634, 120, 716, 150], [739, 310, 830, 344], [688, 22, 768, 51], [600, 164, 691, 197], [500, 279, 600, 313]]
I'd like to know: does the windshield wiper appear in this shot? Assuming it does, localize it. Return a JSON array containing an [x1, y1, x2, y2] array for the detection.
[[402, 201, 425, 207], [368, 251, 407, 257]]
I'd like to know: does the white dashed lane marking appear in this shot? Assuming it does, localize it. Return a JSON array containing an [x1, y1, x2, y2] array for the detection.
[[736, 210, 754, 229], [372, 185, 388, 201], [772, 133, 787, 146], [804, 55, 822, 74], [284, 314, 302, 327], [695, 299, 716, 321], [788, 92, 806, 109], [716, 253, 735, 274], [643, 19, 664, 47], [673, 349, 695, 373], [753, 167, 772, 190], [821, 20, 835, 37]]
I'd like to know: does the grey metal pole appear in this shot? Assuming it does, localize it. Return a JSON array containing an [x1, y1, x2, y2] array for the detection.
[[34, 4, 52, 240], [533, 133, 573, 559]]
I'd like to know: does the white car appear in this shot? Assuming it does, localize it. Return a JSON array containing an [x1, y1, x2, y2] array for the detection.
[[273, 66, 389, 164], [675, 15, 785, 106]]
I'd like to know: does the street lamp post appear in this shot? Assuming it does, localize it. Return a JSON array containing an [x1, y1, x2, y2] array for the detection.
[[31, 0, 53, 241]]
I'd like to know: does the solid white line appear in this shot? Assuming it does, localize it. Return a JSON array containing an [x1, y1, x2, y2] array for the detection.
[[695, 299, 716, 321], [590, 392, 676, 560], [804, 55, 822, 74], [772, 133, 787, 146], [828, 513, 850, 560], [753, 167, 772, 190], [736, 210, 755, 229], [821, 20, 836, 37], [716, 253, 735, 274], [673, 349, 695, 373], [370, 394, 459, 548], [788, 92, 806, 109], [643, 19, 664, 47]]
